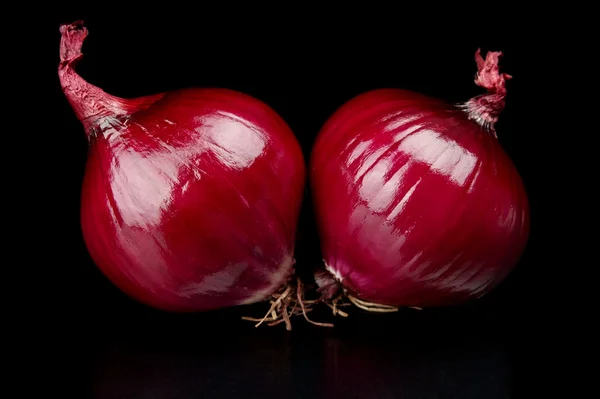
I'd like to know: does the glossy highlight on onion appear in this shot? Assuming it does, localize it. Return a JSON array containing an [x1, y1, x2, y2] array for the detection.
[[311, 49, 529, 309], [59, 21, 306, 312]]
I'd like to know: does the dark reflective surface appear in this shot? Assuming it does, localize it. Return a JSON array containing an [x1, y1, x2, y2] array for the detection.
[[92, 331, 510, 399], [42, 300, 537, 398]]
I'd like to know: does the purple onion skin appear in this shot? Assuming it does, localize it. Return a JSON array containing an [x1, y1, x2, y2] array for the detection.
[[60, 21, 305, 311], [310, 51, 529, 308]]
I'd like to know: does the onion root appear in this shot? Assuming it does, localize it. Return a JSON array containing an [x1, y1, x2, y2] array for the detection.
[[242, 278, 333, 330], [319, 292, 425, 317]]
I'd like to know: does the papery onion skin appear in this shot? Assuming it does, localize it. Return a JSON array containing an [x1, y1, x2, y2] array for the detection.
[[310, 50, 529, 308], [59, 21, 305, 312]]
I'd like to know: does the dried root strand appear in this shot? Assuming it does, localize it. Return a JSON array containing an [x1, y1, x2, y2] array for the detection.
[[319, 292, 424, 318], [346, 294, 399, 313], [243, 280, 422, 329], [241, 286, 292, 328], [296, 278, 334, 328], [280, 302, 292, 330], [242, 278, 333, 330], [324, 296, 349, 317]]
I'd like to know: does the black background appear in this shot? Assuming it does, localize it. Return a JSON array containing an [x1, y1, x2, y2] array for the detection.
[[24, 7, 569, 398]]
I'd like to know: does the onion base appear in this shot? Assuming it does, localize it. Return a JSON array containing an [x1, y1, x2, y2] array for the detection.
[[315, 267, 424, 317]]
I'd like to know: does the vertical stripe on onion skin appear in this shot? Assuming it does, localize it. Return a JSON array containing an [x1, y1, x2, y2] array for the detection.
[[59, 21, 306, 313], [311, 49, 529, 311]]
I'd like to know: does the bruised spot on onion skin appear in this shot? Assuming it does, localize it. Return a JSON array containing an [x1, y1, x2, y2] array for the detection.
[[60, 21, 306, 314], [310, 49, 529, 313]]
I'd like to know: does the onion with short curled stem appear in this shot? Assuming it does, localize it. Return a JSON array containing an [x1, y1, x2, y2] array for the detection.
[[311, 49, 529, 312]]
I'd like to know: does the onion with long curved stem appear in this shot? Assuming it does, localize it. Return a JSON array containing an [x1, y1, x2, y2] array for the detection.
[[59, 21, 306, 313]]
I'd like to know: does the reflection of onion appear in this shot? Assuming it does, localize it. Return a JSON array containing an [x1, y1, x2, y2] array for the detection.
[[319, 331, 511, 397], [92, 333, 293, 398]]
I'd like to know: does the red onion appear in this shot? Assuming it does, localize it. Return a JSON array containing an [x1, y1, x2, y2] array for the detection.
[[59, 21, 305, 312], [311, 50, 529, 310]]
